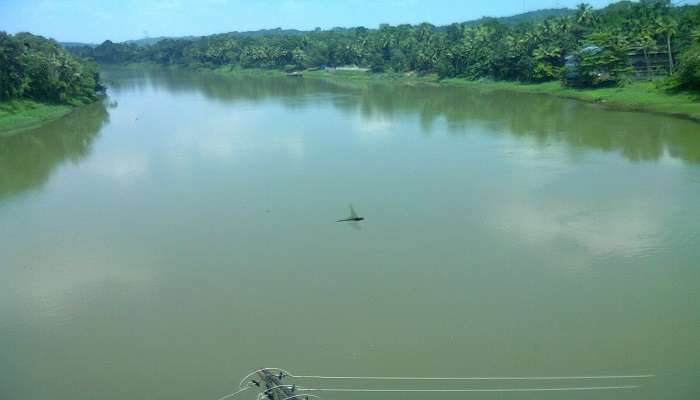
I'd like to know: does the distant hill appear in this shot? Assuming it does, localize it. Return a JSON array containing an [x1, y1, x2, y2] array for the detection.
[[124, 36, 199, 46], [122, 29, 306, 45], [119, 29, 306, 46], [124, 37, 170, 46], [462, 8, 575, 27], [223, 28, 307, 37], [60, 41, 96, 48]]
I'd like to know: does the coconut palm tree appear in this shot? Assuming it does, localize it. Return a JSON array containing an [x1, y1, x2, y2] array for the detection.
[[655, 16, 678, 74]]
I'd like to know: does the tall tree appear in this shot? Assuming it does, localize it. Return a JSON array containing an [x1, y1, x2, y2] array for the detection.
[[655, 16, 678, 73]]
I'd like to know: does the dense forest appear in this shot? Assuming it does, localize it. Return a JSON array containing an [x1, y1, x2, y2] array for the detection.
[[70, 1, 700, 90], [0, 32, 103, 104]]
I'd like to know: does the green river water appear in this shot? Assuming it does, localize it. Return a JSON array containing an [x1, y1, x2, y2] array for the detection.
[[1, 67, 699, 400]]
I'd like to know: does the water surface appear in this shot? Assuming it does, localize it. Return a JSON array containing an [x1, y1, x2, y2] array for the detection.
[[1, 68, 699, 400]]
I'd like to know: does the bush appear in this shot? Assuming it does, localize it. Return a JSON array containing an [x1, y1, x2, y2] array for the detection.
[[674, 44, 700, 90]]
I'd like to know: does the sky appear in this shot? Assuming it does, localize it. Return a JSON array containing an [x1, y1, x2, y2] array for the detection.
[[0, 0, 697, 43]]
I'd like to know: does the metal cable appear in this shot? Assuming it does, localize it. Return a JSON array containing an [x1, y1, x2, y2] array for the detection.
[[298, 385, 640, 393], [215, 385, 252, 400], [289, 372, 655, 381]]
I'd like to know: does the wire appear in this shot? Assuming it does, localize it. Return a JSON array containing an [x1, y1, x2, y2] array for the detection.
[[262, 385, 295, 395], [215, 386, 251, 400], [234, 368, 654, 399], [299, 385, 640, 393], [281, 395, 322, 400], [289, 373, 655, 381], [238, 368, 655, 386]]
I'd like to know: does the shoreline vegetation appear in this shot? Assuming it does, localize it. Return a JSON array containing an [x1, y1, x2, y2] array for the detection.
[[0, 32, 103, 135]]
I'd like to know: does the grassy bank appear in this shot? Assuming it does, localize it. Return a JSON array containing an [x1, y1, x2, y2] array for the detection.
[[0, 100, 73, 137], [302, 69, 700, 123]]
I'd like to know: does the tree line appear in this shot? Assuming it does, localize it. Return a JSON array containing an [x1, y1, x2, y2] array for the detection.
[[0, 32, 103, 104], [71, 1, 699, 89]]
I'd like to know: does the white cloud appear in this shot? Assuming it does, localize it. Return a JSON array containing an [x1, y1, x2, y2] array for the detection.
[[492, 199, 664, 262], [90, 153, 150, 182], [355, 114, 393, 139], [13, 251, 159, 321]]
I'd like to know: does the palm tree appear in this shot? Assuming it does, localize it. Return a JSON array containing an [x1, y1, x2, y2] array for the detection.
[[637, 31, 657, 79], [655, 16, 678, 74], [575, 3, 595, 27]]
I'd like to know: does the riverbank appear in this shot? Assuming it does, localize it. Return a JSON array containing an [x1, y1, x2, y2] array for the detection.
[[0, 100, 73, 137], [302, 70, 700, 123]]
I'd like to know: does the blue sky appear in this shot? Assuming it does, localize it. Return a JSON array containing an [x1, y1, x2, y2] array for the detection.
[[1, 0, 697, 43]]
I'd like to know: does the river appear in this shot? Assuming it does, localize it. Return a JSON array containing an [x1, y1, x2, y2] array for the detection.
[[1, 67, 699, 400]]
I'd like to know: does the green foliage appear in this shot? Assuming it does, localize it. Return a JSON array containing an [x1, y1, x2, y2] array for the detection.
[[66, 2, 699, 90], [0, 32, 102, 104], [568, 30, 634, 87], [674, 44, 700, 90], [670, 7, 700, 90]]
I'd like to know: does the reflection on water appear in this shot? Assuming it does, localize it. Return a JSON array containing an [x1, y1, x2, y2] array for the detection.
[[0, 101, 109, 201], [104, 66, 700, 164], [104, 66, 343, 105], [347, 84, 700, 164]]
